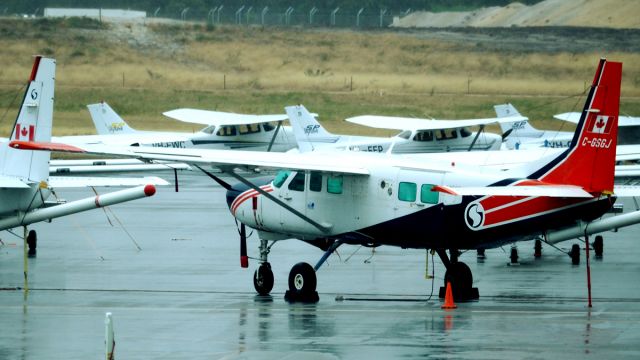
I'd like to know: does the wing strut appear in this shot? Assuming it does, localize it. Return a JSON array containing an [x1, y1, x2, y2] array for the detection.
[[467, 125, 485, 152], [266, 120, 283, 152], [223, 169, 332, 233]]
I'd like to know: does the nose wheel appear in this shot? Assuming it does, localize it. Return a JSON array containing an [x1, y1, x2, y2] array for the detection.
[[285, 262, 319, 303], [253, 262, 274, 295]]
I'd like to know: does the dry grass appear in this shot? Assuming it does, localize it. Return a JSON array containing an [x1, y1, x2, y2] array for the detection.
[[0, 19, 639, 137]]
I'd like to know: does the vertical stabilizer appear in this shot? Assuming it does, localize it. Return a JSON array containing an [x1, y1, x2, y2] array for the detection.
[[533, 59, 621, 194], [1, 56, 55, 182], [494, 103, 541, 137], [87, 102, 136, 135], [285, 105, 337, 152]]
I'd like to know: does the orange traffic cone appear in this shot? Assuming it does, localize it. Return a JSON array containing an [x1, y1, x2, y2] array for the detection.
[[441, 281, 457, 309]]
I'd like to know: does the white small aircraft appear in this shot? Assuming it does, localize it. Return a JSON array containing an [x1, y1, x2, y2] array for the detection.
[[555, 111, 640, 145], [1, 56, 162, 260], [288, 105, 507, 153], [70, 102, 299, 152], [497, 103, 640, 150], [15, 59, 640, 304]]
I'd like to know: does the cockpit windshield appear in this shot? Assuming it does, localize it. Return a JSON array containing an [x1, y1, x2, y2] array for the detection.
[[201, 125, 216, 134], [273, 170, 291, 188]]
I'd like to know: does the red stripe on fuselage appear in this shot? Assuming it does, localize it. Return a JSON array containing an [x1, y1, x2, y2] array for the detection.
[[230, 185, 273, 215], [481, 196, 591, 228]]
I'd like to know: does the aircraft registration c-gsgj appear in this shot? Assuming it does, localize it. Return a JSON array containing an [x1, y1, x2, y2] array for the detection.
[[14, 59, 640, 302]]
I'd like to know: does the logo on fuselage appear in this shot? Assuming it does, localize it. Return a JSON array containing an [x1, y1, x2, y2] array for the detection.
[[464, 202, 485, 230]]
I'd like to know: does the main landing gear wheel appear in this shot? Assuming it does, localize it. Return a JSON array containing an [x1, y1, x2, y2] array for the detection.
[[27, 230, 37, 257], [439, 262, 479, 301], [284, 262, 319, 303], [253, 262, 274, 296], [593, 235, 604, 257], [570, 244, 580, 265]]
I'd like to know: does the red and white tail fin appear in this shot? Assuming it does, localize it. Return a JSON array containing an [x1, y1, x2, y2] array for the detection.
[[531, 59, 621, 194], [1, 56, 55, 182]]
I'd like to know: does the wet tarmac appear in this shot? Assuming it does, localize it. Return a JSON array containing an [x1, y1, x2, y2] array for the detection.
[[1, 172, 640, 359]]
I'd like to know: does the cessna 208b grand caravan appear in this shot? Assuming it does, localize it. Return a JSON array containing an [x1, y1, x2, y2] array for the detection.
[[14, 59, 640, 302], [1, 56, 161, 261]]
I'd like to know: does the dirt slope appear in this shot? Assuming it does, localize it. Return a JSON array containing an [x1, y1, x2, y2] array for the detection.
[[393, 0, 640, 29]]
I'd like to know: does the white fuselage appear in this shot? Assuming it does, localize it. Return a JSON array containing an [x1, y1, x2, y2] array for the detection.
[[58, 124, 298, 152]]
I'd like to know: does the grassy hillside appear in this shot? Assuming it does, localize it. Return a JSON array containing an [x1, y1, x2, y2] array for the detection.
[[0, 18, 639, 137]]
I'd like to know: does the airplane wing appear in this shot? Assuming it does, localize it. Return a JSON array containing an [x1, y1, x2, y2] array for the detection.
[[432, 184, 593, 198], [345, 115, 527, 131], [163, 108, 289, 126], [10, 141, 372, 176], [48, 176, 169, 188], [555, 112, 640, 127], [615, 145, 640, 162]]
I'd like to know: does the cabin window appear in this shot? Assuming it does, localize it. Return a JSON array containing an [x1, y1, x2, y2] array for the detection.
[[397, 131, 411, 140], [435, 129, 458, 140], [238, 124, 261, 135], [460, 127, 472, 138], [309, 171, 322, 192], [421, 184, 439, 204], [413, 130, 433, 142], [263, 122, 276, 132], [216, 125, 237, 136], [398, 182, 417, 202], [288, 172, 305, 192], [273, 170, 291, 188], [202, 125, 216, 134], [327, 175, 343, 194]]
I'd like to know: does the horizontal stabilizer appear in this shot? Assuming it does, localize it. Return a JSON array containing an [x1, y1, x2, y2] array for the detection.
[[613, 185, 640, 197], [0, 176, 31, 188]]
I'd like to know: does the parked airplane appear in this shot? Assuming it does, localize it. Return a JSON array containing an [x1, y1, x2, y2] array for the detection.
[[70, 102, 299, 152], [498, 103, 640, 150], [288, 105, 507, 153], [555, 111, 640, 145], [1, 56, 161, 261], [14, 59, 640, 303], [496, 103, 574, 150]]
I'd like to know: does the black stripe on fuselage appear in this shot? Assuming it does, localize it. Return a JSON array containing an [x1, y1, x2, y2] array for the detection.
[[334, 196, 613, 250]]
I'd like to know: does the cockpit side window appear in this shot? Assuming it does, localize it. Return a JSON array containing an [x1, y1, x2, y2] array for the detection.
[[288, 172, 306, 192], [413, 130, 433, 142], [309, 171, 322, 192], [216, 125, 237, 136], [263, 122, 276, 132], [460, 127, 472, 138], [273, 170, 291, 188], [202, 125, 216, 134]]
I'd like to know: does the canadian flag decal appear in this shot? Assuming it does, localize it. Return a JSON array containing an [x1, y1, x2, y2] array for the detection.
[[588, 115, 612, 134], [15, 124, 35, 141]]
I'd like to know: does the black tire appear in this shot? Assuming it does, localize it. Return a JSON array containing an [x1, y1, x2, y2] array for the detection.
[[288, 262, 317, 296], [444, 262, 473, 298], [253, 263, 274, 295], [593, 235, 603, 257], [27, 230, 37, 256], [570, 244, 580, 265]]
